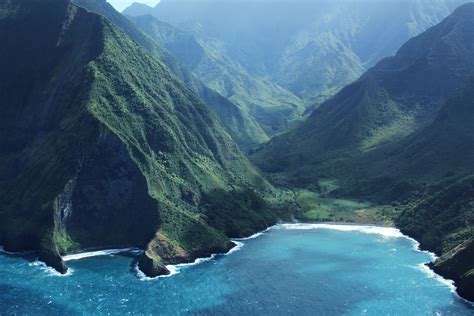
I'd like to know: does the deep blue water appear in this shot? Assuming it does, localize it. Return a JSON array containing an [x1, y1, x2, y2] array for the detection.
[[1, 224, 473, 315]]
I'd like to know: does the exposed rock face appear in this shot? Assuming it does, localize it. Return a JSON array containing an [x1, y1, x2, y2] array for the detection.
[[137, 231, 234, 276], [138, 251, 170, 278], [430, 239, 474, 302], [53, 179, 76, 234], [38, 248, 68, 275], [67, 133, 159, 251], [0, 0, 283, 276]]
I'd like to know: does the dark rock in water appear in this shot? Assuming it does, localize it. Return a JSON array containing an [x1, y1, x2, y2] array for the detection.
[[38, 249, 68, 275], [137, 252, 170, 278], [137, 231, 235, 278], [430, 239, 474, 302], [0, 0, 283, 277]]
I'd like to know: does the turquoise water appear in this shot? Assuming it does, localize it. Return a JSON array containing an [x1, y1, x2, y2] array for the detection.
[[0, 224, 473, 315]]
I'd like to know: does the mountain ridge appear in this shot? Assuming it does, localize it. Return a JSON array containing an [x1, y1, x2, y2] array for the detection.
[[124, 0, 471, 105], [0, 0, 291, 277], [73, 0, 269, 150]]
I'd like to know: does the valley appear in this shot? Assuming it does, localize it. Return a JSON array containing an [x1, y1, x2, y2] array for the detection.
[[0, 0, 472, 310]]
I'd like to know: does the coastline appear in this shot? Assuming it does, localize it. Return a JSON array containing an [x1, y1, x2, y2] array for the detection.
[[145, 222, 473, 304], [2, 222, 471, 303], [62, 248, 143, 262]]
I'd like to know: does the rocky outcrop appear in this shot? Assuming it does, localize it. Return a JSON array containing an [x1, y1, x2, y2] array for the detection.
[[137, 231, 234, 277], [138, 250, 170, 278], [38, 248, 68, 275], [430, 239, 474, 302], [0, 0, 282, 277]]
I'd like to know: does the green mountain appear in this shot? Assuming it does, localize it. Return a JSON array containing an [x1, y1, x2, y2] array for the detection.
[[127, 14, 304, 136], [252, 3, 474, 301], [252, 3, 474, 187], [0, 0, 290, 277], [124, 0, 469, 106], [73, 0, 268, 150], [391, 80, 474, 301]]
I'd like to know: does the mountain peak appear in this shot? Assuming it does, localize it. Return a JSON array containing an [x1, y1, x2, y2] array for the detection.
[[123, 1, 153, 15], [252, 2, 474, 184], [453, 1, 474, 13]]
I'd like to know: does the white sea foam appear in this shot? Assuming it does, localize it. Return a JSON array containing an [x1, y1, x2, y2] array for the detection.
[[28, 260, 73, 277], [0, 246, 34, 256], [272, 223, 405, 238], [62, 248, 141, 261], [227, 241, 244, 255], [416, 263, 456, 293], [134, 254, 218, 281], [406, 237, 438, 261], [272, 223, 457, 294], [233, 227, 271, 241], [133, 264, 155, 281], [135, 240, 249, 281]]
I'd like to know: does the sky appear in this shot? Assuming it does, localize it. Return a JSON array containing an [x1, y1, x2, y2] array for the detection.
[[107, 0, 160, 12]]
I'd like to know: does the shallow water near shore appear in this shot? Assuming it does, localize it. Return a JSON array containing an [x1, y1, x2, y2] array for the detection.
[[1, 224, 473, 315]]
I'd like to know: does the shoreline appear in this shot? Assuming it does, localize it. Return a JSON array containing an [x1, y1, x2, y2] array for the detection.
[[62, 248, 143, 262], [136, 222, 473, 304], [1, 222, 471, 303]]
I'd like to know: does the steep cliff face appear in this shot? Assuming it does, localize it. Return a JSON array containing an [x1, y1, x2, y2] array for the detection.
[[73, 0, 268, 151], [124, 0, 469, 104], [431, 239, 474, 302], [0, 0, 284, 276], [252, 3, 474, 188], [127, 14, 305, 136]]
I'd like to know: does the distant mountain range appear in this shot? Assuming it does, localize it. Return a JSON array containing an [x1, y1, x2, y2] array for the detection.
[[0, 0, 472, 302], [124, 0, 470, 106]]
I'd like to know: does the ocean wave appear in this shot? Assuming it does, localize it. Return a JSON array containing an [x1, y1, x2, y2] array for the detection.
[[272, 223, 405, 238], [28, 260, 73, 277], [227, 241, 244, 255], [62, 248, 142, 261], [135, 241, 249, 281], [0, 246, 34, 256], [272, 223, 453, 293], [133, 264, 167, 281], [416, 263, 456, 292], [136, 253, 219, 281], [233, 227, 271, 241], [406, 237, 438, 261]]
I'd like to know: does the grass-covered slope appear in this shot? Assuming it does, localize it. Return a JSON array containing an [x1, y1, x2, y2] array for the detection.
[[383, 82, 474, 302], [396, 176, 474, 301], [128, 14, 304, 136], [252, 4, 474, 300], [73, 0, 268, 150], [252, 3, 474, 186], [0, 0, 288, 276], [124, 0, 469, 105]]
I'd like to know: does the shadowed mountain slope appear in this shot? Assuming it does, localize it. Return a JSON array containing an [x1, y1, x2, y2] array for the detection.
[[0, 0, 288, 277], [73, 0, 268, 150]]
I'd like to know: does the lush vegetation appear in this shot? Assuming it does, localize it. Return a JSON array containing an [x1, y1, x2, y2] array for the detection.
[[251, 3, 474, 301], [73, 0, 268, 151], [128, 14, 304, 136], [1, 0, 473, 302], [124, 0, 468, 106], [0, 0, 293, 276]]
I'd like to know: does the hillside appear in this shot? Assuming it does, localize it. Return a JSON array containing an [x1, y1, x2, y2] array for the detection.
[[128, 14, 305, 135], [252, 3, 474, 189], [124, 0, 469, 105], [251, 3, 474, 301], [73, 0, 268, 150], [393, 81, 474, 301], [0, 0, 290, 277]]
